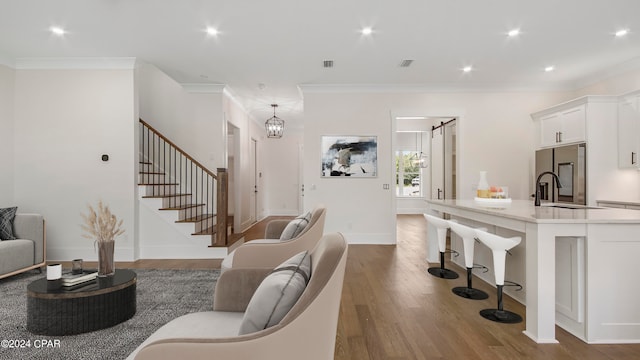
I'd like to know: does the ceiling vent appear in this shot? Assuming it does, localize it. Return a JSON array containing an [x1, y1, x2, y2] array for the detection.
[[399, 59, 414, 67], [323, 60, 334, 68]]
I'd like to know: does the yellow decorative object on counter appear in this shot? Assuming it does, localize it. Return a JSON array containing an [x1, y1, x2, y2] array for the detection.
[[477, 171, 490, 198]]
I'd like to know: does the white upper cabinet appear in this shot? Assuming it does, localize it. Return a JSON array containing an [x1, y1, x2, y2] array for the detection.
[[532, 96, 621, 205], [617, 91, 640, 168], [536, 104, 586, 148]]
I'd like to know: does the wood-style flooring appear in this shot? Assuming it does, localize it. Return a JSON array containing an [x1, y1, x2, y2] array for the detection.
[[69, 215, 640, 359]]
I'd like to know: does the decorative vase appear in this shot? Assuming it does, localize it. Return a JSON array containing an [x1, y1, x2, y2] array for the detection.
[[477, 171, 490, 198], [97, 239, 115, 277]]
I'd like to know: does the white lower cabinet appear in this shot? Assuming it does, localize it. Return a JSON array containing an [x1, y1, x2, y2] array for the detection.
[[555, 237, 584, 324]]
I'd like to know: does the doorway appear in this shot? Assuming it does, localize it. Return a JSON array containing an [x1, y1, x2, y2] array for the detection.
[[250, 138, 258, 224], [430, 119, 457, 200]]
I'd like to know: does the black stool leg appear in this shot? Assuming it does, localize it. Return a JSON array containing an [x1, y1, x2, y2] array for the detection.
[[452, 267, 489, 300], [480, 285, 522, 323], [427, 251, 459, 279]]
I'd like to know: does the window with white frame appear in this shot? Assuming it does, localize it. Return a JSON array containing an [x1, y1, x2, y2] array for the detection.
[[396, 150, 422, 197]]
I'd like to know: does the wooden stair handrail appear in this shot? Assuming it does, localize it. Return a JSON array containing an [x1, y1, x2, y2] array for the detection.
[[139, 118, 228, 247], [139, 118, 217, 180]]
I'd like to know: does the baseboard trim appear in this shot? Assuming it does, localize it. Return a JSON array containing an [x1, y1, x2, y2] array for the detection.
[[47, 247, 136, 262], [139, 246, 228, 259]]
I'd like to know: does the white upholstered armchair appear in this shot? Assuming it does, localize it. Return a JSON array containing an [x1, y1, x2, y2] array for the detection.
[[221, 205, 326, 272], [127, 232, 348, 360]]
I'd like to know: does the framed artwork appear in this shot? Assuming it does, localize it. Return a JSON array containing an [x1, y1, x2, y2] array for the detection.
[[321, 135, 377, 177]]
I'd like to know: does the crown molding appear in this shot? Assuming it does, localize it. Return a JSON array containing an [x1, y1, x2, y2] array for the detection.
[[570, 57, 640, 90], [181, 83, 226, 94], [222, 86, 248, 111], [531, 95, 619, 118], [298, 82, 573, 94], [14, 57, 137, 70]]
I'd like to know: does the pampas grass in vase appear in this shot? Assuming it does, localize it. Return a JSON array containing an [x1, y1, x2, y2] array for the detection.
[[81, 201, 125, 277]]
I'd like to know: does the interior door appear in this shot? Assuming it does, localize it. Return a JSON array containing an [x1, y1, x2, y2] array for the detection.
[[250, 138, 257, 224], [431, 128, 444, 200], [444, 121, 456, 199]]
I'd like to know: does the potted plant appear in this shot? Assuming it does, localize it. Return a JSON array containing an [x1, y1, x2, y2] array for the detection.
[[80, 201, 125, 277]]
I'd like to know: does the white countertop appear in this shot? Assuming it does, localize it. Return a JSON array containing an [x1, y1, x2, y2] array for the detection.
[[426, 199, 640, 224]]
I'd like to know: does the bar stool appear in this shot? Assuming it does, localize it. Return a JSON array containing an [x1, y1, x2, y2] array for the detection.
[[424, 214, 459, 279], [447, 221, 489, 300], [474, 229, 523, 323]]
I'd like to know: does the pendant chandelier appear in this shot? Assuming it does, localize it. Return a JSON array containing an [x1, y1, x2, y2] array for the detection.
[[265, 104, 285, 138], [413, 132, 429, 168]]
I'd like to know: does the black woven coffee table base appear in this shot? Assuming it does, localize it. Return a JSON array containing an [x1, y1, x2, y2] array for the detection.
[[27, 270, 136, 335]]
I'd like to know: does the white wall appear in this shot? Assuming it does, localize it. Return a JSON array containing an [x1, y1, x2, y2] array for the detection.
[[224, 91, 303, 221], [0, 65, 14, 205], [262, 128, 304, 216], [302, 92, 396, 244], [13, 69, 136, 261], [138, 63, 225, 169], [224, 92, 269, 230], [302, 90, 565, 244]]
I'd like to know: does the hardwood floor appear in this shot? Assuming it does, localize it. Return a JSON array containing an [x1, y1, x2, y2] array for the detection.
[[63, 215, 640, 359], [334, 215, 640, 360]]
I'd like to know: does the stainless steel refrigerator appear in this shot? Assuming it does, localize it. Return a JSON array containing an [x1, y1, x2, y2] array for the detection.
[[535, 143, 586, 205]]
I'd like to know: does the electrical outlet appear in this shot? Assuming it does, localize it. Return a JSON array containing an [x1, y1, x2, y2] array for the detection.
[[383, 184, 390, 190]]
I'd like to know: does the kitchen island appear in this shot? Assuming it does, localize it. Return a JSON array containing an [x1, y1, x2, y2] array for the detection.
[[425, 199, 640, 344]]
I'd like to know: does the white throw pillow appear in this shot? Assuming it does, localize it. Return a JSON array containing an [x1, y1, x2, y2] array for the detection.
[[279, 211, 311, 240], [238, 251, 311, 335]]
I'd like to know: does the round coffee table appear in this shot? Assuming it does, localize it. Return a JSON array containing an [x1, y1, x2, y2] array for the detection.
[[27, 269, 136, 335]]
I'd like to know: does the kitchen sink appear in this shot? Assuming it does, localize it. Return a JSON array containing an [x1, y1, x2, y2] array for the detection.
[[540, 203, 602, 209]]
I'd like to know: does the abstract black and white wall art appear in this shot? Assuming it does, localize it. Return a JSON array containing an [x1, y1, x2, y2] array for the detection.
[[321, 135, 377, 177]]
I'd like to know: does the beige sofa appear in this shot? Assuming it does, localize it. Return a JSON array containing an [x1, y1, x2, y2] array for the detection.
[[221, 205, 326, 272], [0, 214, 46, 279], [127, 232, 347, 360]]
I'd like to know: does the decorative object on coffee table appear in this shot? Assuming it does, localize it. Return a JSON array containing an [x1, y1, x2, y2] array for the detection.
[[81, 201, 125, 277]]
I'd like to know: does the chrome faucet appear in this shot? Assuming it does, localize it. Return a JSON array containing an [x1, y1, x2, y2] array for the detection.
[[535, 171, 562, 206]]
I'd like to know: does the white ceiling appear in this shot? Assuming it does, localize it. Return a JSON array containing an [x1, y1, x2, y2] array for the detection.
[[1, 0, 640, 125]]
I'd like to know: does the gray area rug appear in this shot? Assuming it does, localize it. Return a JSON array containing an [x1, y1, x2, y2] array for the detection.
[[0, 268, 220, 360]]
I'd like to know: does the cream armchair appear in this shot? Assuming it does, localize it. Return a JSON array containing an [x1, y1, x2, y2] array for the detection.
[[127, 232, 348, 360], [221, 205, 326, 272]]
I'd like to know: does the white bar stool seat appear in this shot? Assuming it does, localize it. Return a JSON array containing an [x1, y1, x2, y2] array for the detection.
[[447, 221, 489, 300], [474, 229, 523, 323], [424, 214, 459, 279]]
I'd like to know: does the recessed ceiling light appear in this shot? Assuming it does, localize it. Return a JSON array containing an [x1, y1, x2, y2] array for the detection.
[[206, 27, 219, 36], [462, 66, 473, 73], [507, 28, 520, 37], [49, 26, 66, 36], [361, 27, 373, 35], [615, 29, 629, 37], [545, 66, 555, 72]]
